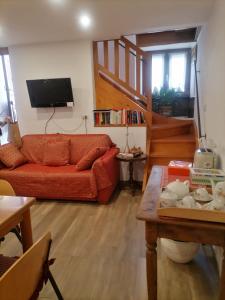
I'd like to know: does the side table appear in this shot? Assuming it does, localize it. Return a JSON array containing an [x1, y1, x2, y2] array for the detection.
[[137, 166, 225, 300], [116, 153, 147, 195]]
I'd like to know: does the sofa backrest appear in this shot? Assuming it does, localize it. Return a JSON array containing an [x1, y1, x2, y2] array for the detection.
[[21, 134, 113, 164]]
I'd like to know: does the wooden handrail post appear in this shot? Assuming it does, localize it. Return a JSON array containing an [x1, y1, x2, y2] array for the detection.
[[104, 40, 109, 69], [114, 39, 119, 77], [120, 36, 145, 56], [136, 53, 141, 94], [146, 94, 152, 112], [125, 42, 130, 85], [143, 52, 152, 98], [93, 41, 98, 78]]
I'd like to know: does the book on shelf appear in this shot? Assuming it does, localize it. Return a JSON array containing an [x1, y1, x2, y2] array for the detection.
[[93, 109, 145, 126]]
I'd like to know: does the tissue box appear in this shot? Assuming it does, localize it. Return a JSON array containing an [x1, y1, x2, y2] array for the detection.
[[168, 161, 192, 176]]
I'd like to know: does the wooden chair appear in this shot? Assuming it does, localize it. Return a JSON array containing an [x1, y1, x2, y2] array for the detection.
[[0, 179, 22, 243], [0, 232, 63, 300], [0, 179, 15, 196]]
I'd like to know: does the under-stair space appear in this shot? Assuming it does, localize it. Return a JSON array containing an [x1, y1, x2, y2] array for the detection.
[[93, 35, 198, 190]]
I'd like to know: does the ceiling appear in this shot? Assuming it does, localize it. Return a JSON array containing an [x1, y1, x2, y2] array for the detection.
[[0, 0, 214, 47]]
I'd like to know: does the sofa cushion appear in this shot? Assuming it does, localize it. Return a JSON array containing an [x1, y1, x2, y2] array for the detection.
[[0, 143, 27, 169], [76, 147, 108, 171], [70, 134, 113, 164], [43, 140, 70, 166], [21, 134, 113, 165], [21, 134, 69, 163]]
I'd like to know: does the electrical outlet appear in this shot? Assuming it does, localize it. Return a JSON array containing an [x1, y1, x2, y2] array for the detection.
[[82, 115, 88, 120]]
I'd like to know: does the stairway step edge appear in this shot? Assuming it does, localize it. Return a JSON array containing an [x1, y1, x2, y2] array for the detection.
[[150, 153, 194, 158], [152, 123, 192, 130], [151, 138, 196, 143]]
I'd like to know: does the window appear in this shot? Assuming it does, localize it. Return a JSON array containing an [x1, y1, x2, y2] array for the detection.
[[151, 54, 164, 92], [0, 50, 17, 122], [151, 49, 191, 95], [169, 52, 187, 92]]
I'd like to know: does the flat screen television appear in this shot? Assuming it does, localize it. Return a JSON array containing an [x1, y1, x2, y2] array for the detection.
[[26, 78, 74, 108]]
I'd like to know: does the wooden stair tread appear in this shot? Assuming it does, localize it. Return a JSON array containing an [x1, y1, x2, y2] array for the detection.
[[152, 134, 196, 143], [150, 153, 194, 158], [152, 122, 192, 130]]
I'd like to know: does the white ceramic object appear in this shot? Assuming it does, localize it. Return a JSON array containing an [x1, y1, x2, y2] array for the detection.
[[203, 198, 225, 210], [160, 190, 178, 207], [211, 181, 225, 198], [160, 238, 200, 264], [193, 188, 212, 202], [177, 195, 196, 208], [166, 179, 190, 199], [208, 180, 225, 210]]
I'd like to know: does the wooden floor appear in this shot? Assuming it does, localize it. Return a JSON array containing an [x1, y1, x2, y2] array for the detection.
[[0, 189, 219, 300]]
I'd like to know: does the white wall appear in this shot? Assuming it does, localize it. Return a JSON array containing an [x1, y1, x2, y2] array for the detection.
[[9, 40, 146, 180], [197, 0, 225, 168]]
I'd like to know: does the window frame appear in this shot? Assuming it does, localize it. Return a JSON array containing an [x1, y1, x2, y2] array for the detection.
[[150, 48, 192, 96], [0, 47, 16, 121]]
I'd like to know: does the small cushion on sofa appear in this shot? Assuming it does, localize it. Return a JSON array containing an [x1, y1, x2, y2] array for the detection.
[[0, 143, 27, 169], [76, 147, 108, 171], [43, 140, 70, 166], [70, 135, 113, 164]]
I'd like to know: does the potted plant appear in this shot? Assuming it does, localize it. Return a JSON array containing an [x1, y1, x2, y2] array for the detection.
[[153, 87, 176, 116]]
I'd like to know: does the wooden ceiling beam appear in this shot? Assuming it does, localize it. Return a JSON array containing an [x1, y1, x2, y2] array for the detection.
[[136, 28, 197, 47]]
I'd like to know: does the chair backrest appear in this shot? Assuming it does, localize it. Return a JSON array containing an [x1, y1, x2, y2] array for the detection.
[[0, 232, 51, 300], [0, 180, 15, 196]]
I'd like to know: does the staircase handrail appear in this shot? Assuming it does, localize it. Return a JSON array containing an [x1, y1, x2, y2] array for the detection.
[[120, 36, 145, 56], [97, 64, 147, 103]]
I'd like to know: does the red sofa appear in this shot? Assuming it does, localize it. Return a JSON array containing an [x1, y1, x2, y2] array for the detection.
[[0, 134, 119, 203]]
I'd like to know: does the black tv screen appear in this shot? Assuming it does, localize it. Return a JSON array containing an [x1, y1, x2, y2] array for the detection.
[[26, 78, 74, 108]]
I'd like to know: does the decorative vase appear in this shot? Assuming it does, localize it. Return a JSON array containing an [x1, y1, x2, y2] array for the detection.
[[160, 238, 200, 264]]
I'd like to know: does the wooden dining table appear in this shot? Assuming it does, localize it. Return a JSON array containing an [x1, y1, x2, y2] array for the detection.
[[0, 196, 35, 252]]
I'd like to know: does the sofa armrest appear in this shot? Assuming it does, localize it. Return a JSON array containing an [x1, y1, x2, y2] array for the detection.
[[92, 147, 120, 191]]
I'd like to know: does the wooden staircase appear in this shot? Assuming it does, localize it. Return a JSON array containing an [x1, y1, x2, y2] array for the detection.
[[93, 37, 198, 190], [150, 112, 197, 165]]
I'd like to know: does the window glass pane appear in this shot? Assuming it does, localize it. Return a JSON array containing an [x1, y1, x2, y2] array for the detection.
[[0, 57, 9, 117], [169, 52, 187, 92], [4, 55, 17, 121], [152, 54, 164, 93]]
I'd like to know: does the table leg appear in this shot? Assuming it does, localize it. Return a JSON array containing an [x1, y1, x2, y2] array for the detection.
[[219, 248, 225, 300], [129, 161, 135, 195], [146, 241, 157, 300], [20, 209, 33, 252]]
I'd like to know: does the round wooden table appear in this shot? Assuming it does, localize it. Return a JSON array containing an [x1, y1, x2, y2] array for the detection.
[[116, 153, 147, 195]]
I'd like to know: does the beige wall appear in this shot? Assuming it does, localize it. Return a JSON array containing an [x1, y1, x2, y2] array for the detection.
[[9, 40, 146, 180], [197, 0, 225, 168]]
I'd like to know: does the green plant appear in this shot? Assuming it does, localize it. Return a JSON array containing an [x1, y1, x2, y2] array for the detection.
[[158, 87, 176, 106]]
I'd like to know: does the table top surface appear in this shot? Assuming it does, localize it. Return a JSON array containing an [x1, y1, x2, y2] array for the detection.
[[0, 196, 35, 228], [137, 166, 225, 230], [116, 153, 147, 162]]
